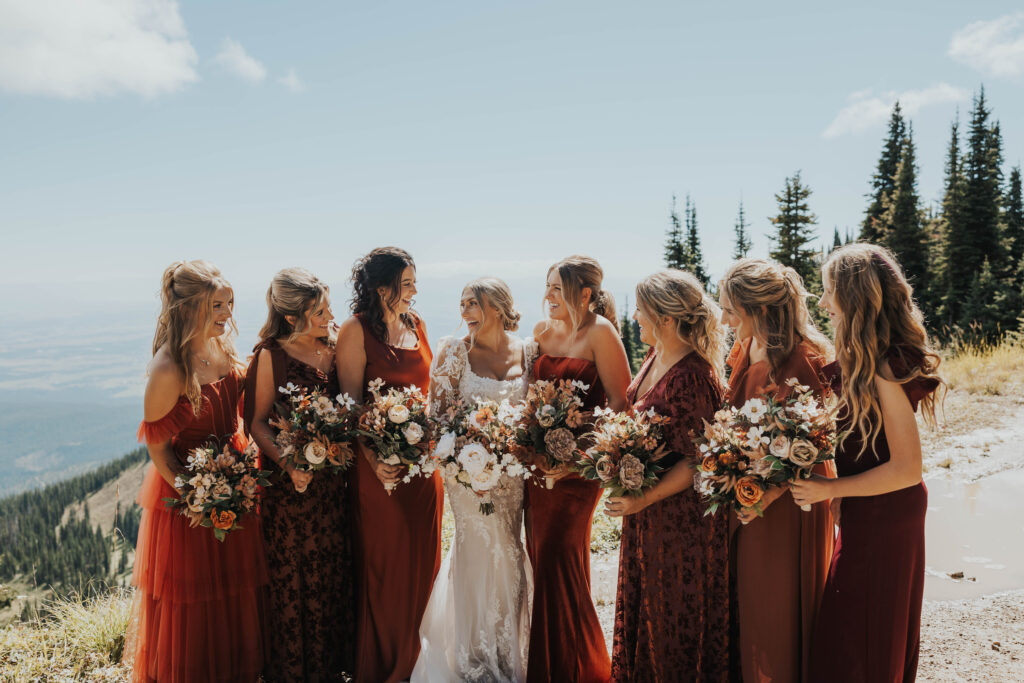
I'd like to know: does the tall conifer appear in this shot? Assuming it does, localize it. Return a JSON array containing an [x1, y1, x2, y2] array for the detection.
[[734, 200, 753, 259], [862, 102, 906, 242], [684, 195, 710, 287], [881, 128, 929, 297], [664, 195, 686, 270]]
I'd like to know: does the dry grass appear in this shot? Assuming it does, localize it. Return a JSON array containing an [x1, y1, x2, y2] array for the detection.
[[941, 334, 1024, 396], [0, 590, 132, 682]]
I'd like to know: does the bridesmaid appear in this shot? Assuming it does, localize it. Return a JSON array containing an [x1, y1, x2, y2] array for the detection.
[[244, 268, 354, 680], [792, 244, 942, 683], [335, 247, 443, 683], [719, 258, 835, 683], [526, 255, 631, 683], [605, 270, 731, 683], [130, 260, 268, 682]]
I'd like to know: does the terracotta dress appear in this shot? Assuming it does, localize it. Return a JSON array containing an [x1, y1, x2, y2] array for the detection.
[[524, 354, 612, 683], [352, 313, 443, 683], [727, 338, 835, 683], [808, 347, 938, 683], [242, 339, 354, 681], [130, 370, 269, 683], [611, 350, 731, 683]]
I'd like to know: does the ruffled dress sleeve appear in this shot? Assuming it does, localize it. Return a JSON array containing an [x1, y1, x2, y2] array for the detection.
[[658, 361, 722, 470], [886, 346, 941, 411], [137, 399, 195, 445], [428, 336, 467, 417]]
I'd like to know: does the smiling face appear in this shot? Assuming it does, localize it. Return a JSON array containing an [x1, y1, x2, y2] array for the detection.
[[380, 265, 418, 316], [460, 287, 496, 336], [206, 286, 234, 338], [304, 295, 334, 338], [632, 303, 659, 346], [719, 289, 755, 340], [544, 269, 568, 321]]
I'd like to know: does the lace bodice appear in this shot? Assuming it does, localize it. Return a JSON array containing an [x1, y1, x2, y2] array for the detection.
[[429, 335, 538, 409]]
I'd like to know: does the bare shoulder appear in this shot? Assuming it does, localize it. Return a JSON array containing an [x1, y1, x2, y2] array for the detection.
[[337, 315, 364, 340], [144, 348, 184, 419], [588, 315, 621, 346]]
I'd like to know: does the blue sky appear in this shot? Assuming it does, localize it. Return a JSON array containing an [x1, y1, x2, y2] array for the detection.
[[2, 1, 1024, 379]]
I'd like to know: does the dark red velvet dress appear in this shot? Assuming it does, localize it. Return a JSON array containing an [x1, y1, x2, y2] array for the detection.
[[242, 339, 354, 681], [131, 370, 269, 683], [524, 354, 611, 683], [352, 314, 443, 683], [611, 350, 730, 683], [808, 347, 939, 683]]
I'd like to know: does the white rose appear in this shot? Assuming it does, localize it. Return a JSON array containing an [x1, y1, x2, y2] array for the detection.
[[536, 404, 557, 428], [304, 441, 327, 465], [769, 435, 791, 459], [434, 431, 457, 460], [457, 442, 492, 475], [388, 404, 411, 424], [402, 422, 424, 445], [470, 465, 503, 492]]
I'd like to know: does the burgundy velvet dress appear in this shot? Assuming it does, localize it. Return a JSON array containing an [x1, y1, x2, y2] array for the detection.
[[524, 354, 612, 683], [727, 338, 836, 683], [131, 370, 269, 683], [242, 339, 354, 681], [352, 314, 444, 683], [610, 350, 731, 683], [808, 347, 939, 683]]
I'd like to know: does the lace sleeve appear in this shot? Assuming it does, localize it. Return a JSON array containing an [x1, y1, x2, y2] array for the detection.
[[428, 336, 467, 417], [522, 337, 540, 383]]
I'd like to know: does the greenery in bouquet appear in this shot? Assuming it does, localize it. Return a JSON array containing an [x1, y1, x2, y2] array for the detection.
[[270, 382, 359, 473], [576, 406, 671, 497]]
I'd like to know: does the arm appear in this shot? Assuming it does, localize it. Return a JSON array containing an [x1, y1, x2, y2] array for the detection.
[[142, 359, 187, 490], [250, 349, 312, 492], [791, 371, 922, 506], [604, 458, 694, 516], [590, 320, 632, 411], [334, 315, 401, 486], [427, 338, 464, 419]]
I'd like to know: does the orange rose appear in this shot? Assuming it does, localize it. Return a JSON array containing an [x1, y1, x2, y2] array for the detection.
[[211, 509, 237, 530], [327, 442, 353, 466], [700, 454, 718, 473], [735, 476, 764, 507], [718, 451, 737, 467]]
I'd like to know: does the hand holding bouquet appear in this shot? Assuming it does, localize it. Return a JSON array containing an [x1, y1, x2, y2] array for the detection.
[[576, 406, 671, 497], [270, 383, 359, 477], [357, 378, 431, 494], [694, 377, 839, 518], [164, 432, 272, 541], [510, 379, 590, 489], [428, 397, 531, 514]]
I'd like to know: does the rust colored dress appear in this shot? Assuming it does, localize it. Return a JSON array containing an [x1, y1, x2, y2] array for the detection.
[[130, 370, 269, 683], [352, 314, 443, 683], [242, 339, 354, 681], [611, 350, 731, 683], [524, 354, 612, 683], [726, 338, 836, 683], [808, 347, 938, 683]]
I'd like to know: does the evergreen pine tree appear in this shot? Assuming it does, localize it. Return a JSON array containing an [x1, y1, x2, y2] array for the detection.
[[1005, 165, 1024, 273], [664, 195, 686, 269], [862, 102, 906, 243], [733, 200, 753, 259], [881, 128, 929, 298], [936, 118, 965, 331], [619, 299, 638, 374], [832, 227, 842, 252], [769, 172, 819, 284], [684, 195, 710, 287], [959, 258, 1003, 340]]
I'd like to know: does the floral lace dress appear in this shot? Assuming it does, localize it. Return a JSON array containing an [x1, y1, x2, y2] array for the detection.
[[411, 335, 537, 683]]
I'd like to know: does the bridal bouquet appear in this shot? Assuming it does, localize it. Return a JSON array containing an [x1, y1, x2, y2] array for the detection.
[[427, 397, 531, 514], [694, 377, 839, 517], [575, 406, 671, 497], [270, 383, 359, 473], [164, 432, 272, 541], [357, 378, 431, 494], [510, 379, 590, 488]]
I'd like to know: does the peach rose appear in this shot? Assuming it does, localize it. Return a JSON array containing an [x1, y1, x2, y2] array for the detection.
[[211, 509, 237, 530], [734, 476, 764, 507], [788, 439, 819, 468], [700, 454, 718, 473]]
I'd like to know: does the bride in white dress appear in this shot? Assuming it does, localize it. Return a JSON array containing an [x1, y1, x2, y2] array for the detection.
[[412, 278, 535, 683]]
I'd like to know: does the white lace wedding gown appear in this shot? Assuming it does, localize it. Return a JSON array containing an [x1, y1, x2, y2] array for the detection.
[[411, 335, 536, 683]]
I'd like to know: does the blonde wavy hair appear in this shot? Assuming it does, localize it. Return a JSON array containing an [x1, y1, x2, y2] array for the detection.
[[635, 269, 727, 381], [464, 277, 522, 333], [547, 255, 619, 334], [153, 260, 241, 415], [258, 267, 334, 344], [823, 243, 943, 458], [719, 258, 832, 380]]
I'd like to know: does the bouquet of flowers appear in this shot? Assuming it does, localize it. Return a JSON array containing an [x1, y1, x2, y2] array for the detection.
[[694, 377, 839, 517], [427, 397, 531, 514], [510, 379, 590, 489], [164, 432, 272, 541], [357, 378, 431, 494], [270, 383, 359, 473], [575, 406, 671, 497]]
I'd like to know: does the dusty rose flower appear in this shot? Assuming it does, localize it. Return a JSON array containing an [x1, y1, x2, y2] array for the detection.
[[595, 455, 617, 482], [402, 422, 424, 445], [618, 454, 645, 490], [537, 404, 557, 428], [749, 456, 774, 478], [788, 439, 819, 468], [544, 428, 578, 463], [769, 435, 791, 459]]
